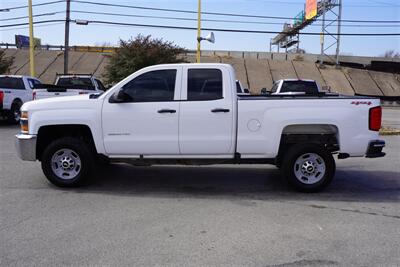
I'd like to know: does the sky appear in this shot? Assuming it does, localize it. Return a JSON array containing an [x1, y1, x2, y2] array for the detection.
[[0, 0, 399, 57]]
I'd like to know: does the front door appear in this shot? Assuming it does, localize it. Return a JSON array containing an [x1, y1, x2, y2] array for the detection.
[[102, 67, 181, 156]]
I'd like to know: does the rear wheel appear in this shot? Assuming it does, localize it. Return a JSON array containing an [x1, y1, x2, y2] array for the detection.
[[7, 101, 22, 124], [41, 137, 94, 187], [281, 144, 335, 192]]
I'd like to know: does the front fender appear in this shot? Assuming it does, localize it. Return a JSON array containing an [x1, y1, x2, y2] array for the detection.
[[29, 108, 106, 154]]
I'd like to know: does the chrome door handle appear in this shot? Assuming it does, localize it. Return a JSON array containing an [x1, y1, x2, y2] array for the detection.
[[211, 108, 230, 113], [158, 109, 176, 113]]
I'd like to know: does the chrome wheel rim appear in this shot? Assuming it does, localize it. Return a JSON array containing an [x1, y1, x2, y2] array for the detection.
[[51, 149, 82, 180], [294, 153, 326, 185]]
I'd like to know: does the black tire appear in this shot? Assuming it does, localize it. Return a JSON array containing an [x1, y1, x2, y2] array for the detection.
[[7, 101, 22, 124], [281, 144, 335, 193], [41, 137, 94, 187]]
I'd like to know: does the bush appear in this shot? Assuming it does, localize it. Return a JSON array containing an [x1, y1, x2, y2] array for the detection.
[[0, 50, 14, 74], [104, 35, 186, 85]]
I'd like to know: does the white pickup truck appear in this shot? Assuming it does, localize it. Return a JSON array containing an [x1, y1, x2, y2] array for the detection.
[[15, 63, 385, 192], [0, 75, 41, 123], [33, 74, 106, 100]]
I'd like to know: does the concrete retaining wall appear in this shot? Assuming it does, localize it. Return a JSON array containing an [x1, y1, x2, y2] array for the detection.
[[1, 49, 399, 97]]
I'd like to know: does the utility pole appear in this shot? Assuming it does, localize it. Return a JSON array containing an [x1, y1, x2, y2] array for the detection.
[[64, 0, 71, 74], [28, 0, 35, 77], [319, 0, 326, 66], [196, 0, 201, 63], [335, 0, 342, 66]]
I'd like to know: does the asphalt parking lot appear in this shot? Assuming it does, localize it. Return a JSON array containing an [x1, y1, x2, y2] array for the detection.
[[1, 123, 399, 267]]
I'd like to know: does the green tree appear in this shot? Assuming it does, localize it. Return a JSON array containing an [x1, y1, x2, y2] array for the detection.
[[104, 35, 186, 85], [0, 50, 14, 74]]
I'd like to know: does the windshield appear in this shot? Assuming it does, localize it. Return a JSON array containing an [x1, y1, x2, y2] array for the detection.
[[56, 77, 95, 90]]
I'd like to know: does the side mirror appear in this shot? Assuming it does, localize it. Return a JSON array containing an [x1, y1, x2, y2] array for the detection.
[[243, 88, 250, 94], [110, 89, 133, 103]]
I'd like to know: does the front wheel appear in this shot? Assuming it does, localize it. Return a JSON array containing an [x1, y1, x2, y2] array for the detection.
[[7, 101, 22, 124], [281, 144, 335, 192], [41, 137, 94, 187]]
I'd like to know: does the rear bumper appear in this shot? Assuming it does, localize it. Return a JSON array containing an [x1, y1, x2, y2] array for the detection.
[[15, 134, 37, 161], [365, 140, 385, 158]]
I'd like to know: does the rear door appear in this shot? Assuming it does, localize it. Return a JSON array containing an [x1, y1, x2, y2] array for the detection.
[[179, 66, 235, 155]]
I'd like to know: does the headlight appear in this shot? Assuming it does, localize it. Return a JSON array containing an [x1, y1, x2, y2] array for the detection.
[[20, 111, 29, 133]]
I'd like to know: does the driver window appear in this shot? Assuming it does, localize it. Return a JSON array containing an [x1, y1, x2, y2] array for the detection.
[[122, 69, 177, 102]]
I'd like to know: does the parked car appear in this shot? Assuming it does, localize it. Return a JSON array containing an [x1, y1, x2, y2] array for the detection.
[[15, 63, 385, 192], [261, 79, 333, 96], [0, 75, 41, 123], [33, 73, 106, 100]]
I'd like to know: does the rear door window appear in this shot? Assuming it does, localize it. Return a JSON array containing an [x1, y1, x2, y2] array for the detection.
[[187, 69, 223, 101], [0, 77, 25, 90]]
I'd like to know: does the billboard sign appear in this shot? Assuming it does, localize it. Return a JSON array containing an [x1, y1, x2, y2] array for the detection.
[[305, 0, 317, 20], [15, 35, 41, 48], [15, 35, 29, 48]]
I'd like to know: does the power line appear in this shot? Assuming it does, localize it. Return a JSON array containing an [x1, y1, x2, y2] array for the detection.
[[70, 10, 400, 28], [247, 0, 400, 7], [0, 12, 64, 22], [71, 0, 400, 23], [2, 0, 65, 11], [85, 20, 400, 35], [0, 22, 64, 32], [1, 19, 399, 35], [1, 9, 398, 28], [0, 20, 66, 28]]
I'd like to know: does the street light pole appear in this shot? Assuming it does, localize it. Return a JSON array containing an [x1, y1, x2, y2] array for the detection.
[[64, 0, 71, 74], [196, 0, 201, 63], [28, 0, 35, 77]]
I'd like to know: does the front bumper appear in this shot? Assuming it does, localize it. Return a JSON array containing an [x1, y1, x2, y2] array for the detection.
[[15, 134, 37, 161], [366, 140, 385, 158]]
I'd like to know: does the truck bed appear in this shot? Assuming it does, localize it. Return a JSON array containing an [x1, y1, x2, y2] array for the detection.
[[236, 95, 380, 158]]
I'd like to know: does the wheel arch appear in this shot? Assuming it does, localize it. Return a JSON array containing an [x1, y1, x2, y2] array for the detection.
[[12, 98, 23, 105], [36, 124, 97, 161], [276, 124, 340, 166]]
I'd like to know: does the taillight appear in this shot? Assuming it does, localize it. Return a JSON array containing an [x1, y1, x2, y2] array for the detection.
[[0, 90, 4, 104], [369, 106, 382, 131], [32, 91, 36, 100], [79, 91, 88, 95]]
